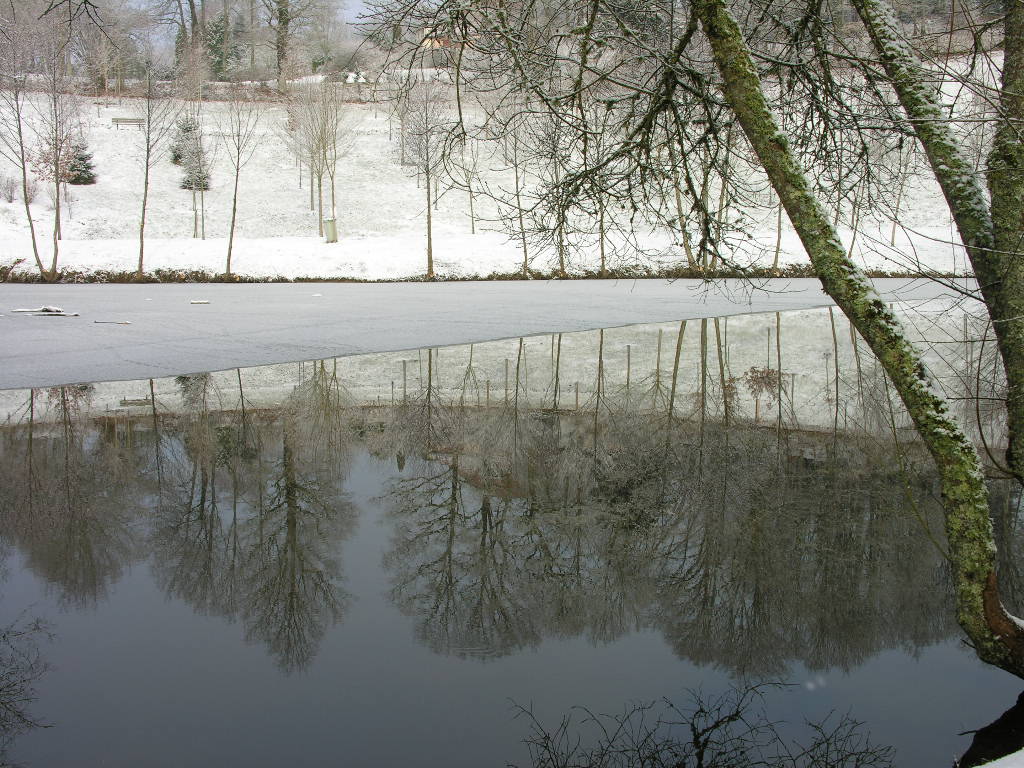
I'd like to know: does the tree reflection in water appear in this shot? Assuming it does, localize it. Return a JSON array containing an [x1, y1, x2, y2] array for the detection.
[[0, 339, 1022, 763], [0, 374, 998, 674], [0, 376, 358, 675], [0, 615, 50, 763], [0, 386, 138, 609], [150, 371, 357, 673], [375, 390, 960, 674]]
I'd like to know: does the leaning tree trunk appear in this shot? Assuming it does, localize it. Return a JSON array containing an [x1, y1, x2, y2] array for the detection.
[[694, 0, 1024, 679], [848, 0, 1024, 485]]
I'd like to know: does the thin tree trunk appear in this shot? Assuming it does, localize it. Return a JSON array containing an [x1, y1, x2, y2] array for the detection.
[[552, 333, 562, 409], [249, 0, 256, 69], [772, 202, 783, 274], [593, 329, 604, 454], [275, 1, 290, 91], [515, 163, 528, 277], [714, 318, 729, 425], [317, 173, 324, 237], [700, 319, 707, 435], [227, 162, 240, 275], [775, 312, 783, 435], [425, 162, 434, 279], [667, 320, 686, 424], [829, 306, 840, 438], [667, 141, 697, 268], [889, 145, 909, 246], [49, 92, 61, 278], [13, 107, 44, 277], [138, 155, 151, 279], [665, 320, 686, 452]]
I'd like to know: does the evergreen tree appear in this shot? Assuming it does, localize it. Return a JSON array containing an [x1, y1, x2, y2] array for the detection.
[[170, 116, 200, 166], [173, 25, 189, 70], [170, 116, 210, 191], [66, 143, 97, 185], [205, 14, 243, 79], [180, 131, 210, 191], [180, 152, 210, 191]]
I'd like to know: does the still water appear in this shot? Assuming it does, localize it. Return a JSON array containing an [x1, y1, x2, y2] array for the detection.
[[0, 309, 1021, 767]]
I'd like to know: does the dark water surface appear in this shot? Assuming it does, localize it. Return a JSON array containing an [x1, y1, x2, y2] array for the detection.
[[1, 315, 1021, 767]]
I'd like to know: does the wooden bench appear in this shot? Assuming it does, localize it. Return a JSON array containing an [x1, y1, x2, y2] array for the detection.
[[111, 117, 144, 129], [119, 397, 152, 407]]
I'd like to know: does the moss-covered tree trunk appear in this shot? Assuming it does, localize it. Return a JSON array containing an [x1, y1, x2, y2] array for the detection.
[[694, 0, 1024, 679], [849, 0, 1024, 485]]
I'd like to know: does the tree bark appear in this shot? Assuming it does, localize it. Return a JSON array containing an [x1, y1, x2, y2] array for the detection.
[[694, 0, 1024, 679], [274, 0, 290, 91]]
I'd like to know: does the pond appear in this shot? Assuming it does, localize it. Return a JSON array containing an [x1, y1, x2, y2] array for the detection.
[[0, 306, 1020, 767]]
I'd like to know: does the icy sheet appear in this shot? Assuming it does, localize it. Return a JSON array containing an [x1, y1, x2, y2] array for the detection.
[[0, 278, 965, 389]]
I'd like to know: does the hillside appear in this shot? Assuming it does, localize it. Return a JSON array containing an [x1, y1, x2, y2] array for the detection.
[[0, 93, 966, 280]]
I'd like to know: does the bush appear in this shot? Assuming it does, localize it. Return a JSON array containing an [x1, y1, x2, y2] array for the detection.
[[0, 176, 15, 203]]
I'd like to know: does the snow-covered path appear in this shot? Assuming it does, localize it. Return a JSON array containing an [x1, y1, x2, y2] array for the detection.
[[0, 278, 966, 389]]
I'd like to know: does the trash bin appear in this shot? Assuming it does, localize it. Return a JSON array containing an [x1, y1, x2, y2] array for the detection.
[[323, 218, 338, 243]]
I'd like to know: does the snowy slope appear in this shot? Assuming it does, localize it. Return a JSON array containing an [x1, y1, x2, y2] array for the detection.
[[0, 95, 965, 280]]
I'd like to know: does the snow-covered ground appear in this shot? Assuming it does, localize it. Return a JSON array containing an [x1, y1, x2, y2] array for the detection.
[[982, 750, 1024, 768], [0, 96, 966, 280]]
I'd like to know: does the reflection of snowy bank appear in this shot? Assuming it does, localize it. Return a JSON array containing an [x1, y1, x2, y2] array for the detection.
[[1, 303, 1000, 449]]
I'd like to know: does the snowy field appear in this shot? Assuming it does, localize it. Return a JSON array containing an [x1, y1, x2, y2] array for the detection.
[[0, 95, 969, 280]]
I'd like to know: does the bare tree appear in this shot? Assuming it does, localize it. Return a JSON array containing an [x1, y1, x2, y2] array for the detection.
[[0, 5, 45, 279], [135, 66, 179, 279], [402, 81, 451, 279], [30, 10, 80, 279], [448, 132, 482, 235], [497, 112, 532, 277], [288, 81, 358, 237], [220, 88, 264, 275]]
